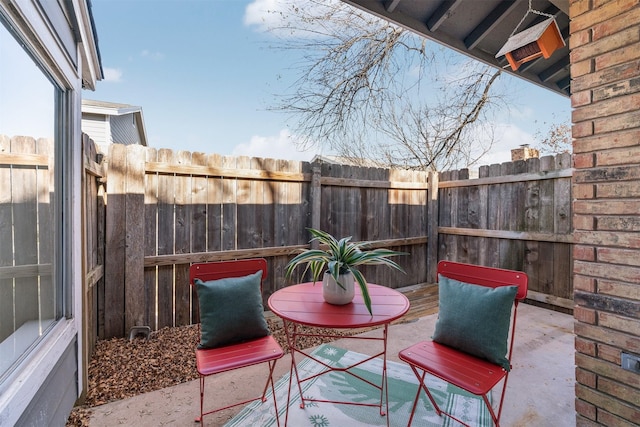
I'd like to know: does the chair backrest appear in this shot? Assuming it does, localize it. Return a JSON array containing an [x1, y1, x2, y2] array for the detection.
[[190, 258, 268, 289], [437, 260, 529, 368], [437, 260, 528, 301]]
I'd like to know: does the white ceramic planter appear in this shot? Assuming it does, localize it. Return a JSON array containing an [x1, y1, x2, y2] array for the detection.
[[322, 271, 355, 305]]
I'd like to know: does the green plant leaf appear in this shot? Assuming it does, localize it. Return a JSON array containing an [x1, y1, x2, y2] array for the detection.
[[284, 227, 409, 315]]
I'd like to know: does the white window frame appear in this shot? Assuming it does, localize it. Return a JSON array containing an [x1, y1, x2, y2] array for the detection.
[[0, 0, 83, 423]]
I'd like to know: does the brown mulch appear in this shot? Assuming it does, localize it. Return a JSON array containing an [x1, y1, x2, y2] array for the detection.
[[65, 318, 363, 426]]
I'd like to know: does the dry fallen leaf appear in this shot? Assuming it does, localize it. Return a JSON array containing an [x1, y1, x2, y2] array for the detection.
[[66, 318, 364, 426]]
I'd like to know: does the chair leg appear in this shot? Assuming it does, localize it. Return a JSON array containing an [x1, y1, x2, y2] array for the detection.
[[408, 368, 506, 427], [196, 360, 282, 425], [196, 375, 205, 423], [262, 360, 281, 427], [408, 366, 490, 427], [406, 365, 444, 427], [406, 377, 422, 426], [483, 394, 500, 427], [494, 371, 510, 425]]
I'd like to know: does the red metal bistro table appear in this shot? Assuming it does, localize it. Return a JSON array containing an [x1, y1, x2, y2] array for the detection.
[[268, 282, 410, 426]]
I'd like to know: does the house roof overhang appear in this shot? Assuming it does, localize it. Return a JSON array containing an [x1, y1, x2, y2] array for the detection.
[[71, 0, 103, 90], [340, 0, 570, 97]]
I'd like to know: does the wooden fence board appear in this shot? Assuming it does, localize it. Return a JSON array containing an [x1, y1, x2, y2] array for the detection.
[[191, 152, 208, 253], [271, 160, 298, 293], [539, 156, 555, 232], [125, 145, 146, 331], [555, 243, 573, 299], [324, 162, 341, 234], [144, 148, 158, 330], [104, 143, 127, 338], [484, 164, 504, 267], [404, 171, 424, 286], [373, 167, 389, 287], [261, 158, 276, 266], [190, 152, 208, 323], [348, 165, 359, 239], [300, 160, 313, 232], [555, 175, 572, 234], [174, 151, 192, 327], [206, 153, 223, 252], [248, 157, 265, 250], [156, 149, 175, 329], [96, 171, 106, 339], [426, 172, 439, 282], [524, 158, 541, 290], [288, 160, 305, 244], [236, 156, 254, 250], [498, 162, 517, 269], [330, 163, 345, 239], [256, 157, 277, 294], [513, 160, 528, 231], [443, 170, 458, 262], [364, 167, 379, 240], [221, 156, 237, 251], [457, 169, 471, 264], [390, 168, 408, 239]]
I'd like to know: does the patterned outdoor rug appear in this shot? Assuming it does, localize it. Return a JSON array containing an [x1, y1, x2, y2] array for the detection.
[[225, 344, 491, 427]]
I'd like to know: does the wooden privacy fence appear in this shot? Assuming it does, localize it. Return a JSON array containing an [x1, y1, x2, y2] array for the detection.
[[101, 144, 429, 338], [1, 136, 573, 356], [84, 142, 573, 340], [436, 153, 573, 310]]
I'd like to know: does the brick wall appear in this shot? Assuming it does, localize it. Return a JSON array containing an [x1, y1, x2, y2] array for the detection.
[[570, 0, 640, 425]]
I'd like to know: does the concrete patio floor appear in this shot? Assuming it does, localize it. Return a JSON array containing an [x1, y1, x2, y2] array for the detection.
[[89, 303, 575, 426]]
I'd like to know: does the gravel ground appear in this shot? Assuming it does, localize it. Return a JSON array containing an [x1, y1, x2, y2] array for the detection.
[[65, 318, 361, 426]]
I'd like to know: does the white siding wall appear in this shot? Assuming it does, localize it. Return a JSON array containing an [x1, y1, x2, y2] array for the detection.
[[111, 114, 140, 145], [81, 114, 109, 145]]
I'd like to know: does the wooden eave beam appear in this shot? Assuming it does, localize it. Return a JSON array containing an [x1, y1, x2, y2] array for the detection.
[[465, 0, 520, 50], [426, 0, 463, 32], [539, 56, 569, 82], [384, 0, 402, 13]]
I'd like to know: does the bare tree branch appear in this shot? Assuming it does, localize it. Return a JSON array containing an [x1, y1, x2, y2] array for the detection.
[[264, 0, 508, 171]]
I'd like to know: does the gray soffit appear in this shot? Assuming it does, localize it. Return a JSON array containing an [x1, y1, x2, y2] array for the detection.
[[341, 0, 570, 97]]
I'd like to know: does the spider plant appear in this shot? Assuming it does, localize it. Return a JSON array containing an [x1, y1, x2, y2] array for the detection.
[[285, 228, 407, 315]]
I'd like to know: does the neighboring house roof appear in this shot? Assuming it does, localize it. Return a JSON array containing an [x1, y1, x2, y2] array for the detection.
[[82, 99, 148, 146]]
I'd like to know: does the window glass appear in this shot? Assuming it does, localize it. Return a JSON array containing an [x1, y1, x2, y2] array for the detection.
[[0, 19, 58, 381]]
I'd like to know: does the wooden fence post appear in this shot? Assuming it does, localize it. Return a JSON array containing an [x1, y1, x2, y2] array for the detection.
[[104, 144, 126, 338]]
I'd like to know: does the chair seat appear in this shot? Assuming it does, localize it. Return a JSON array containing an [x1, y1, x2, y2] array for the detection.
[[196, 335, 284, 376], [399, 340, 507, 396]]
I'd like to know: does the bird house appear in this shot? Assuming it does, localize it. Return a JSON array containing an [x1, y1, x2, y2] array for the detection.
[[496, 17, 565, 71]]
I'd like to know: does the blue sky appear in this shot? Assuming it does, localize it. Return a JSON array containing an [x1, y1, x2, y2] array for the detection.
[[85, 0, 571, 165]]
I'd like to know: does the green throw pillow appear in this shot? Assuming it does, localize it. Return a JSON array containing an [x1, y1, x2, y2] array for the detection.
[[432, 275, 518, 371], [195, 271, 269, 349]]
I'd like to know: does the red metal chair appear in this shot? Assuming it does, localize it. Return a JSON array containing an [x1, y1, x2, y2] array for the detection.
[[189, 258, 284, 425], [399, 260, 528, 427]]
